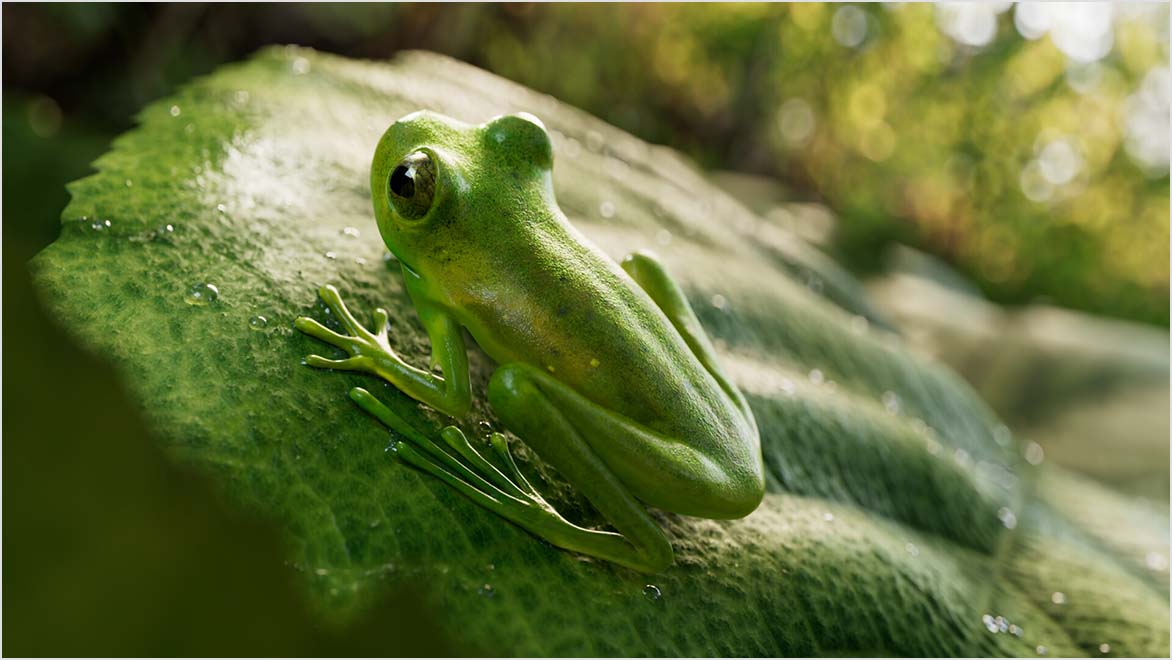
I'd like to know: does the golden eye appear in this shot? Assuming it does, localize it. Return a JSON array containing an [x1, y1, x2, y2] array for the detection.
[[388, 151, 435, 220]]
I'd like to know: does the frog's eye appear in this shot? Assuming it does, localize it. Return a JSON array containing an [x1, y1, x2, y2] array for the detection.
[[387, 151, 436, 220]]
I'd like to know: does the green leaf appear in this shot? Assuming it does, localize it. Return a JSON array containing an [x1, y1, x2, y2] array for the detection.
[[31, 47, 1168, 656]]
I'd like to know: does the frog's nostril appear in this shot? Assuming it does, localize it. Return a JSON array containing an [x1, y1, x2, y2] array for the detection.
[[390, 165, 415, 198]]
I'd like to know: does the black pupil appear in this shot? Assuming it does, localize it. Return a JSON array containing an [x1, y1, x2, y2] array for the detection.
[[390, 165, 415, 198]]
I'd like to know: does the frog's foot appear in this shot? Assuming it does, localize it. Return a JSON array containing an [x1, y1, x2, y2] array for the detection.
[[294, 285, 395, 374], [349, 387, 627, 562]]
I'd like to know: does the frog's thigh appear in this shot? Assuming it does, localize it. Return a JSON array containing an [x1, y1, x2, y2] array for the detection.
[[489, 363, 753, 520]]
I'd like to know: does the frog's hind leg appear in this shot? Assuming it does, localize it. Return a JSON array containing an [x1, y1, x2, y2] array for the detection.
[[485, 366, 676, 573], [349, 386, 672, 574], [620, 249, 755, 429]]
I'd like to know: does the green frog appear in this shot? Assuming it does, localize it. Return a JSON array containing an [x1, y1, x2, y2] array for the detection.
[[295, 111, 764, 572]]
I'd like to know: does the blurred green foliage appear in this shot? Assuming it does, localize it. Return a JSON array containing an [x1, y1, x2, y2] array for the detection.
[[5, 3, 1168, 325]]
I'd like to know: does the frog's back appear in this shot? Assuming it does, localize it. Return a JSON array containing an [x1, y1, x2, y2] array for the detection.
[[451, 217, 742, 444]]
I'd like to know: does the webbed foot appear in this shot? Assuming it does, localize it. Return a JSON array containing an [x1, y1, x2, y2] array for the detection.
[[350, 387, 560, 523], [294, 285, 395, 375]]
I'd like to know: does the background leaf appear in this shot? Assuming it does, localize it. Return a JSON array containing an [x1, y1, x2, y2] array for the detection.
[[30, 47, 1168, 656]]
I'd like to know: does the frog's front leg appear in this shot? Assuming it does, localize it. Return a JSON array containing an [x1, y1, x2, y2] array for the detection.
[[294, 284, 471, 417]]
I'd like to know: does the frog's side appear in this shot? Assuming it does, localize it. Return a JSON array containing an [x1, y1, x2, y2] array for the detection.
[[295, 111, 764, 572]]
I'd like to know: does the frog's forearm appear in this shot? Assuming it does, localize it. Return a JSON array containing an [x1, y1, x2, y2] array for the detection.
[[365, 309, 471, 418]]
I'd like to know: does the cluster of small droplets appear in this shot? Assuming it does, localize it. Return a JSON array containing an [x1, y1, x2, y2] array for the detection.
[[981, 613, 1023, 637]]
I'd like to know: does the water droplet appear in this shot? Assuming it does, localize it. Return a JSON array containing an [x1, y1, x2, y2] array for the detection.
[[585, 130, 604, 153], [563, 137, 582, 159], [993, 425, 1012, 447], [368, 519, 381, 528], [169, 105, 181, 117], [1025, 442, 1045, 465], [125, 179, 133, 188], [383, 251, 398, 265], [355, 257, 367, 266], [1099, 643, 1110, 654], [292, 57, 311, 75], [485, 562, 495, 572], [249, 315, 268, 331], [997, 507, 1018, 529], [642, 584, 661, 601], [599, 201, 615, 218], [1009, 624, 1023, 637], [1036, 645, 1048, 656], [808, 369, 825, 385], [314, 568, 329, 576], [983, 614, 998, 633], [589, 358, 600, 368], [780, 378, 796, 396], [185, 283, 219, 306], [905, 542, 919, 557], [546, 364, 556, 373], [1050, 591, 1066, 605], [342, 226, 361, 237], [216, 203, 227, 213], [881, 390, 901, 414], [324, 251, 337, 260], [477, 583, 495, 598], [822, 512, 834, 522], [1145, 551, 1167, 572], [711, 294, 728, 311], [655, 229, 673, 246], [996, 616, 1009, 633], [478, 420, 494, 435], [91, 219, 111, 232]]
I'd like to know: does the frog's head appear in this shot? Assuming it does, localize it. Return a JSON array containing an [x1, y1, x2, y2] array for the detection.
[[370, 110, 555, 273]]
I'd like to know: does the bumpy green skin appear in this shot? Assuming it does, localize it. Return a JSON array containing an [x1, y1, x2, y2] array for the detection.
[[30, 47, 1169, 656], [294, 110, 766, 572]]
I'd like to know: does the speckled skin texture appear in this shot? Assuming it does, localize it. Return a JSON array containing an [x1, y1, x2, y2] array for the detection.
[[31, 47, 1168, 656]]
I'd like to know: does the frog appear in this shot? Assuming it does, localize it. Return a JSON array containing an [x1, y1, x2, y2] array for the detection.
[[294, 110, 764, 573]]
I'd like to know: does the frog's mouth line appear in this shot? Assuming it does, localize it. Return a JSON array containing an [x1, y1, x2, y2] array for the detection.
[[398, 257, 422, 279]]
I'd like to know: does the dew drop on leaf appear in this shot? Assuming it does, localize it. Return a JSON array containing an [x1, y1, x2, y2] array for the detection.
[[185, 283, 219, 306]]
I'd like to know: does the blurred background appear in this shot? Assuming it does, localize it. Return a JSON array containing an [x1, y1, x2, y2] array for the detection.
[[3, 3, 1168, 654]]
